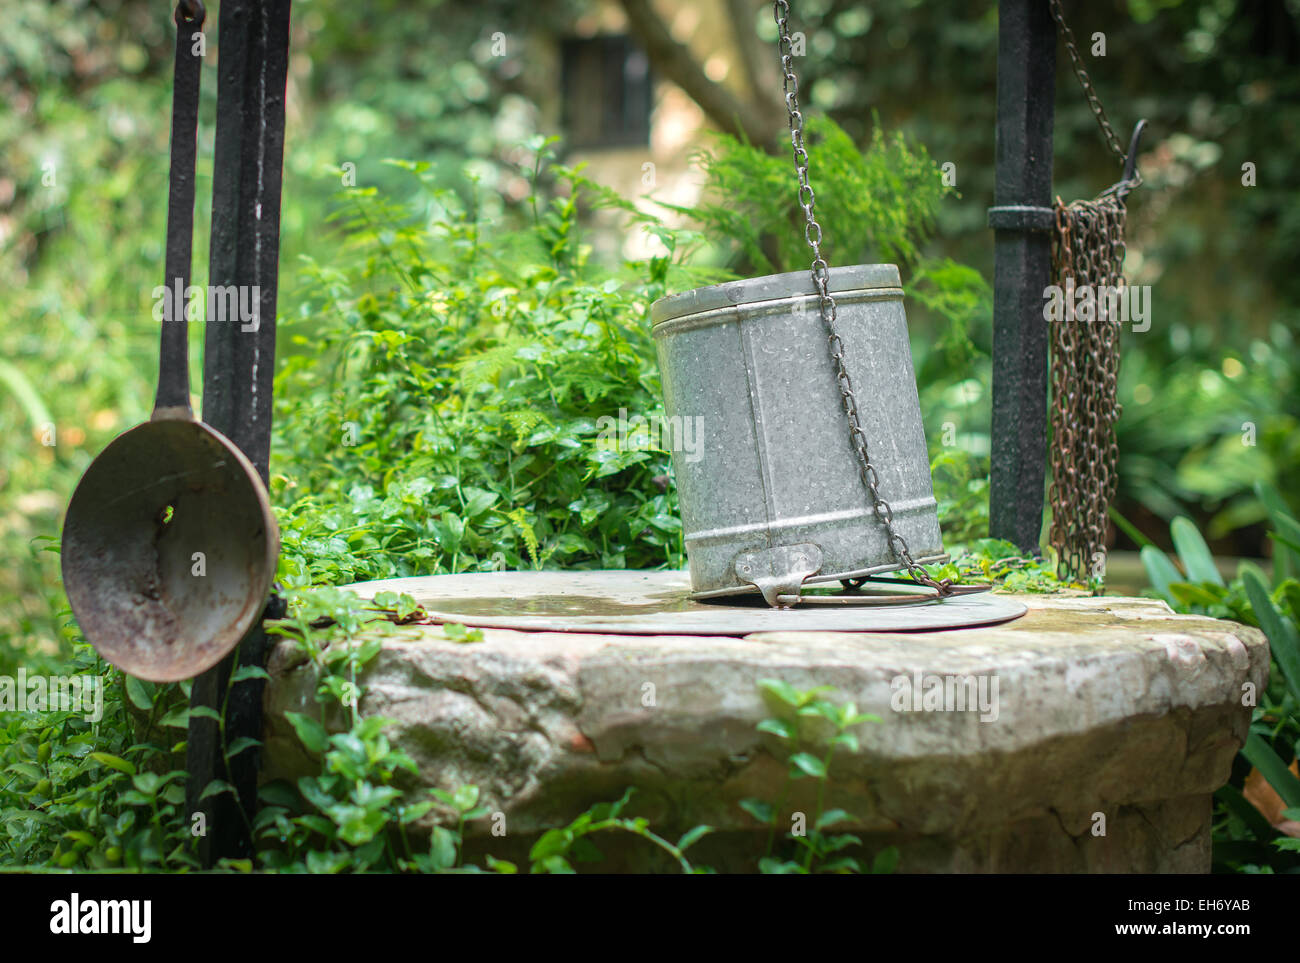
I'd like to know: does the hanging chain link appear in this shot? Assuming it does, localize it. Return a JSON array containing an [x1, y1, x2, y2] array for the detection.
[[1048, 0, 1134, 179], [1048, 192, 1126, 583], [772, 0, 953, 596], [1046, 0, 1135, 583]]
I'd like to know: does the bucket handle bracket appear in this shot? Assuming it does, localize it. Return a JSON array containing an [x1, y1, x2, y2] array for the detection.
[[734, 543, 824, 608]]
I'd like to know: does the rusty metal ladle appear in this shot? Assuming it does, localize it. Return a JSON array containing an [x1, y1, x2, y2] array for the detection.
[[61, 0, 278, 683]]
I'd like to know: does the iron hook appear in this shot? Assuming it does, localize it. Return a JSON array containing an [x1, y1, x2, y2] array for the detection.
[[1120, 118, 1147, 191]]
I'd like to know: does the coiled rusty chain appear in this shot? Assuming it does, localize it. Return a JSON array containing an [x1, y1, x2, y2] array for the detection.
[[772, 0, 954, 597], [1048, 193, 1126, 582]]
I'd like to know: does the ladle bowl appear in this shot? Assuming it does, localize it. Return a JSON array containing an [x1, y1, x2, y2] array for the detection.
[[62, 413, 278, 682]]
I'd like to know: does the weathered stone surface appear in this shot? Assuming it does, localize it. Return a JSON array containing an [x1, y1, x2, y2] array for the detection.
[[262, 593, 1267, 872]]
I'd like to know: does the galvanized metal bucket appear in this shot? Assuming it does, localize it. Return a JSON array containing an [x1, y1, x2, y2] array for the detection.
[[650, 264, 946, 604]]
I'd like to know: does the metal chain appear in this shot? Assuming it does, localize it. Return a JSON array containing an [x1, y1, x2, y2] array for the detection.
[[1048, 0, 1138, 186], [1048, 191, 1126, 582], [772, 0, 953, 596], [1046, 0, 1134, 583]]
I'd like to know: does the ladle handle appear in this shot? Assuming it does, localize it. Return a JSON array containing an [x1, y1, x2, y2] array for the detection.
[[155, 1, 206, 417]]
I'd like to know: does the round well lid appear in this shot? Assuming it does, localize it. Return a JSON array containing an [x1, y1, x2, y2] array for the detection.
[[344, 570, 1027, 635]]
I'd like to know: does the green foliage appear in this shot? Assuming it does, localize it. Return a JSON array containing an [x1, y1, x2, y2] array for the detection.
[[530, 788, 711, 874], [926, 540, 1072, 594], [930, 449, 990, 545], [0, 644, 197, 870], [740, 680, 897, 874], [531, 682, 899, 874], [254, 588, 429, 872], [1115, 332, 1300, 545], [270, 148, 693, 588], [1140, 485, 1300, 872], [666, 115, 951, 275]]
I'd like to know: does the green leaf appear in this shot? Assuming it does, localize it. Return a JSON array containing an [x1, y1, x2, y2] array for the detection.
[[798, 701, 840, 724], [285, 711, 328, 754], [1168, 581, 1227, 609], [226, 737, 262, 760], [789, 752, 827, 780], [1242, 569, 1300, 707], [441, 622, 484, 643], [158, 707, 190, 729], [429, 826, 458, 869], [1268, 512, 1300, 558], [258, 780, 300, 810], [756, 718, 795, 741], [820, 855, 866, 874], [298, 815, 335, 839], [676, 825, 713, 852], [0, 358, 52, 433], [1237, 560, 1272, 594], [298, 776, 339, 812], [9, 762, 43, 783], [871, 846, 900, 874], [89, 752, 136, 776], [739, 798, 775, 825], [400, 800, 436, 824], [161, 783, 186, 805], [529, 828, 573, 862], [534, 855, 575, 874], [124, 676, 153, 710], [1140, 545, 1183, 604], [758, 856, 803, 874], [1242, 735, 1300, 809], [1214, 785, 1277, 841], [231, 665, 271, 684], [757, 678, 801, 708], [200, 779, 238, 801], [450, 784, 480, 811], [1256, 482, 1299, 581], [830, 732, 860, 752], [306, 850, 349, 874], [820, 832, 863, 854], [1171, 516, 1224, 587], [585, 787, 636, 823], [815, 808, 854, 830], [570, 837, 604, 863]]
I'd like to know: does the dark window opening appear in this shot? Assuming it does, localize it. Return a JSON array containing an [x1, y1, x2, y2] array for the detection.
[[561, 35, 653, 150]]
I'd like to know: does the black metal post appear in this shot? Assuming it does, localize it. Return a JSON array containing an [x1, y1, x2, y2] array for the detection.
[[988, 0, 1056, 554], [186, 0, 292, 867]]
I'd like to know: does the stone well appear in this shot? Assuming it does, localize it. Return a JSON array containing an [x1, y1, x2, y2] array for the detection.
[[261, 589, 1267, 873]]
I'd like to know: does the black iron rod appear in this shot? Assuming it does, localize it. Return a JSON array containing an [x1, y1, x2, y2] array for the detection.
[[988, 0, 1056, 553], [186, 0, 292, 867], [156, 4, 205, 414]]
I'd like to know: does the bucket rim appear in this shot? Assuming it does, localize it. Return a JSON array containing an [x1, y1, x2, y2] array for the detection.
[[650, 263, 900, 326]]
